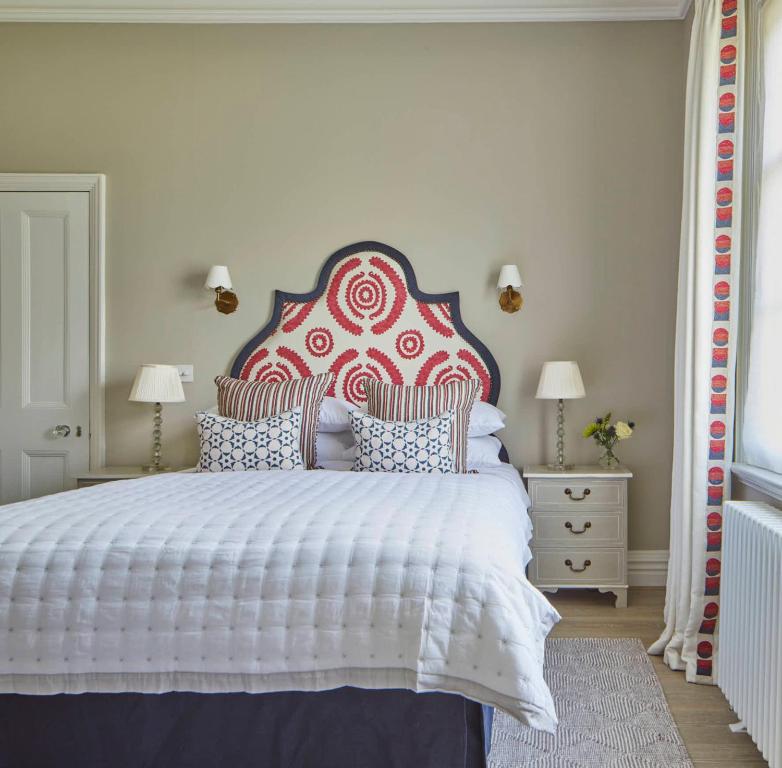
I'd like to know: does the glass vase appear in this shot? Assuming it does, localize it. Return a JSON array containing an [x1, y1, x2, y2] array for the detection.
[[598, 446, 620, 469]]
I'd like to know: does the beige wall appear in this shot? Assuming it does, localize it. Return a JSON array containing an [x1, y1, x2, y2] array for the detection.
[[731, 478, 782, 510], [0, 21, 686, 550]]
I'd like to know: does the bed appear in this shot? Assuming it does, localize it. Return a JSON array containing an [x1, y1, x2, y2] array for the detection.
[[0, 241, 558, 767]]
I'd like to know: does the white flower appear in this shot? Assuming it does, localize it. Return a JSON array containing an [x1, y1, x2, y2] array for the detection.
[[615, 421, 633, 440]]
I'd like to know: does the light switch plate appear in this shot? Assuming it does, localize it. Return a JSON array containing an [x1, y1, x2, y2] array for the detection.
[[175, 364, 194, 383]]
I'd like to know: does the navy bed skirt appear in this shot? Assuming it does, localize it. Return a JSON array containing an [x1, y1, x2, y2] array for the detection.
[[0, 687, 493, 768]]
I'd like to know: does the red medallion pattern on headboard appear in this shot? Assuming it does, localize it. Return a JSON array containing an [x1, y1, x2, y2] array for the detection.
[[231, 242, 501, 406]]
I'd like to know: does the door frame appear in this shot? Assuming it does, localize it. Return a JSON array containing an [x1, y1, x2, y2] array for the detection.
[[0, 173, 106, 469]]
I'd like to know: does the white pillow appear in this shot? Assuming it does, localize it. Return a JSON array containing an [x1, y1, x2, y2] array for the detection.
[[318, 396, 359, 433], [466, 435, 503, 468], [468, 401, 506, 437], [318, 460, 354, 472], [317, 397, 504, 437], [316, 430, 357, 463]]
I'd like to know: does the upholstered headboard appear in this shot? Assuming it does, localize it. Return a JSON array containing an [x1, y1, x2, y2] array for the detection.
[[231, 241, 501, 406]]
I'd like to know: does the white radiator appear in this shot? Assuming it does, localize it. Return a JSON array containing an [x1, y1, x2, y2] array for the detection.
[[718, 500, 782, 768]]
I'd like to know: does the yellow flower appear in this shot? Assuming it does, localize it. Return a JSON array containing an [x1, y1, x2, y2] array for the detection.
[[583, 423, 598, 438], [615, 421, 633, 440]]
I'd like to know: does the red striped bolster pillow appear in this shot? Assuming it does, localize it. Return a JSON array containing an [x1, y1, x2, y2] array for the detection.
[[215, 373, 333, 469], [363, 379, 481, 473]]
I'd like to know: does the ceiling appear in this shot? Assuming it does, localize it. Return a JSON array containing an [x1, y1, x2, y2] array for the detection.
[[0, 0, 692, 23]]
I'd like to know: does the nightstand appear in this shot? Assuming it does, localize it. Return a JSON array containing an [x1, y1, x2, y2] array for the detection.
[[74, 467, 153, 488], [522, 464, 633, 608]]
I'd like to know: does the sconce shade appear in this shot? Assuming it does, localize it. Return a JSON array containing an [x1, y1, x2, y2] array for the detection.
[[497, 264, 523, 289], [129, 364, 186, 403], [535, 361, 585, 400], [205, 265, 233, 291]]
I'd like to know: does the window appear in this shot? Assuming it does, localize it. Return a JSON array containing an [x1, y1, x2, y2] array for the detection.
[[741, 0, 782, 474]]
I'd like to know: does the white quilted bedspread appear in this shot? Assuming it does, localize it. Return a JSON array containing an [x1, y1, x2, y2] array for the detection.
[[0, 466, 559, 730]]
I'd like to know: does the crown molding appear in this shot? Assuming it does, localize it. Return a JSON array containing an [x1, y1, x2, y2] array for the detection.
[[679, 0, 693, 17], [0, 2, 693, 23]]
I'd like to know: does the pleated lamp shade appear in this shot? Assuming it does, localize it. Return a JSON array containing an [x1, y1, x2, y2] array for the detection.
[[497, 264, 523, 289], [204, 265, 233, 290], [535, 361, 585, 400], [129, 364, 185, 403]]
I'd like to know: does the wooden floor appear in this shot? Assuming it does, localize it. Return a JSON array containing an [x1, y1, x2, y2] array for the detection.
[[547, 587, 768, 768]]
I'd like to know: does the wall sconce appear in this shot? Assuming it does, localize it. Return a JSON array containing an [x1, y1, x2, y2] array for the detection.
[[205, 265, 238, 314], [497, 264, 523, 313]]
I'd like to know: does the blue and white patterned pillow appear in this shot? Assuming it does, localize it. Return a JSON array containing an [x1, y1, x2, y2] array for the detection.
[[196, 408, 304, 472], [349, 410, 454, 474]]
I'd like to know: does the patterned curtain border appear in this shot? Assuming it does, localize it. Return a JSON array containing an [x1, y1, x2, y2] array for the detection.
[[696, 0, 741, 681]]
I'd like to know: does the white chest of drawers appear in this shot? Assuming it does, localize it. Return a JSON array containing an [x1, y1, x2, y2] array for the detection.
[[523, 465, 633, 608]]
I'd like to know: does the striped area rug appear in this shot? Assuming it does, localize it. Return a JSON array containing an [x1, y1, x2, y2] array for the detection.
[[490, 638, 694, 768]]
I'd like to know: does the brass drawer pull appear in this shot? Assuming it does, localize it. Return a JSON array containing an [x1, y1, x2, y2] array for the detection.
[[564, 487, 591, 501], [565, 521, 592, 535], [565, 558, 591, 573]]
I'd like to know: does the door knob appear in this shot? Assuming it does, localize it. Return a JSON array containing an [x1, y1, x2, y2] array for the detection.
[[52, 424, 71, 438]]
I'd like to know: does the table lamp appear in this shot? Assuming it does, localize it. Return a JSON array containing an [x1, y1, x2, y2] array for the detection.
[[129, 364, 185, 472], [536, 361, 585, 471]]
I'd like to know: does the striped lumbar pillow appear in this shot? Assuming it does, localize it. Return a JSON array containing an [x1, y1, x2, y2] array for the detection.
[[362, 378, 481, 473], [215, 373, 333, 469]]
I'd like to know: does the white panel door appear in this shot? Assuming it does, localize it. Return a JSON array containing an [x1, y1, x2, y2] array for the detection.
[[0, 192, 90, 504]]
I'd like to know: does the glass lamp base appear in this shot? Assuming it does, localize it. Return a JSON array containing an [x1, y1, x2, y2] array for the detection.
[[547, 462, 574, 472], [141, 465, 171, 473]]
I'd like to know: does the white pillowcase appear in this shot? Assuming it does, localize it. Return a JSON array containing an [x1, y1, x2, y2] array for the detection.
[[318, 397, 359, 433], [317, 396, 505, 438], [467, 435, 503, 468], [316, 430, 357, 463], [318, 460, 354, 472], [318, 425, 505, 468], [468, 401, 506, 437]]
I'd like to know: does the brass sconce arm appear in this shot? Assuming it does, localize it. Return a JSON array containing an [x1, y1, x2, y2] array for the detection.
[[214, 286, 239, 314], [499, 284, 523, 313]]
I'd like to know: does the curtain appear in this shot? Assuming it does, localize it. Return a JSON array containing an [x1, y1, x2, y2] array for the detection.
[[741, 0, 782, 474], [648, 0, 744, 683]]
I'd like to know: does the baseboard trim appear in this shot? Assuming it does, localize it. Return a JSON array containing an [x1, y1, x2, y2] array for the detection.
[[628, 549, 668, 587]]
